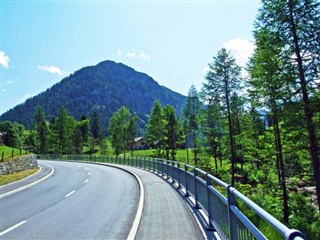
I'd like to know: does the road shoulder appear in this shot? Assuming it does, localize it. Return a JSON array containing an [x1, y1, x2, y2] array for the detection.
[[112, 165, 206, 240], [0, 163, 54, 198]]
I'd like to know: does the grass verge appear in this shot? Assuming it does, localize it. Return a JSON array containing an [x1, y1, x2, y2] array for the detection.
[[0, 168, 39, 186], [0, 145, 27, 162]]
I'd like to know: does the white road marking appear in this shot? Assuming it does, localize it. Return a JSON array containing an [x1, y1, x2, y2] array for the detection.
[[0, 220, 27, 236], [84, 179, 89, 184], [65, 190, 76, 198], [0, 164, 55, 199]]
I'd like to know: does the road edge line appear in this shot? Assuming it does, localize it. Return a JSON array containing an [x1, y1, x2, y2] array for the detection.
[[0, 165, 42, 188], [124, 169, 144, 240], [0, 164, 54, 199], [71, 161, 144, 240]]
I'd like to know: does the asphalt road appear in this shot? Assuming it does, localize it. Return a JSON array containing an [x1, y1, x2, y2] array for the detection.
[[107, 164, 205, 240], [0, 160, 139, 240]]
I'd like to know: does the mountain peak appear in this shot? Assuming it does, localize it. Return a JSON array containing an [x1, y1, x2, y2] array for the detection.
[[0, 61, 186, 130]]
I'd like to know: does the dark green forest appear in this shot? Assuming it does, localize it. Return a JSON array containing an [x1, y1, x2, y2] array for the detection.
[[0, 0, 319, 238]]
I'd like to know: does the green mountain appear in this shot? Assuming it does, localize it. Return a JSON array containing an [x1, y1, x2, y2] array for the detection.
[[0, 60, 186, 131]]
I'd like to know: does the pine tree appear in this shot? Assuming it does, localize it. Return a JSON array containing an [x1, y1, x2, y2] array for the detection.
[[34, 106, 47, 154], [89, 110, 102, 154], [163, 105, 182, 160], [255, 0, 320, 212], [146, 100, 165, 158], [79, 114, 89, 143], [183, 85, 202, 166], [203, 48, 242, 185]]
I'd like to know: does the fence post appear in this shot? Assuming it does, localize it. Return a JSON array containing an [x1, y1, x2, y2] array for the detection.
[[185, 164, 189, 197], [12, 149, 14, 158], [194, 167, 200, 208], [1, 151, 4, 162], [177, 162, 181, 188], [171, 161, 174, 184], [227, 186, 238, 240], [206, 173, 214, 230]]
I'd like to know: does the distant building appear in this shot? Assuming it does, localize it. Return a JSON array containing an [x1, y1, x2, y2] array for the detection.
[[129, 137, 147, 150]]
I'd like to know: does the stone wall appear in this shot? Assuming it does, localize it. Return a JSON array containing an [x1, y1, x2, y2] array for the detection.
[[0, 154, 38, 175]]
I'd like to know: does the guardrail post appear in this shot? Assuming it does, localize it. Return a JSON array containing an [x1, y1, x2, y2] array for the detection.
[[194, 167, 200, 208], [1, 152, 4, 162], [206, 173, 214, 230], [12, 149, 14, 158], [185, 164, 189, 197], [171, 161, 174, 184], [159, 159, 162, 176], [177, 162, 181, 189], [227, 186, 238, 240]]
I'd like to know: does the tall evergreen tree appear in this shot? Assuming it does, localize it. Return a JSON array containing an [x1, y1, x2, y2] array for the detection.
[[163, 105, 182, 160], [255, 0, 320, 212], [146, 100, 165, 158], [90, 110, 102, 153], [248, 27, 292, 223], [183, 85, 202, 166], [50, 107, 75, 154], [203, 48, 242, 185], [73, 124, 83, 154], [200, 102, 223, 173], [79, 114, 89, 143], [34, 106, 47, 154], [91, 110, 101, 141]]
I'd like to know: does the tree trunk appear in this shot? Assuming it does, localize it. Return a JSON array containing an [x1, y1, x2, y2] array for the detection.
[[272, 111, 289, 224], [288, 0, 320, 212], [213, 147, 218, 174], [225, 85, 236, 185]]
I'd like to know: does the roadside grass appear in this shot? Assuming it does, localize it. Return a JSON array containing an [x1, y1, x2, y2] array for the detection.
[[0, 145, 26, 162], [130, 148, 197, 166], [0, 168, 39, 186]]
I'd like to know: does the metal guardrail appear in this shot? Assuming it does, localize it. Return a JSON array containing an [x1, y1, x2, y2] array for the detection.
[[37, 154, 306, 240]]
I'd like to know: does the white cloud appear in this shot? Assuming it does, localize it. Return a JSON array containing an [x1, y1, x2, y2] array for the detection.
[[127, 52, 136, 58], [5, 80, 14, 85], [118, 49, 151, 61], [38, 65, 64, 76], [117, 49, 122, 57], [221, 38, 255, 67], [138, 51, 151, 61], [0, 51, 10, 68]]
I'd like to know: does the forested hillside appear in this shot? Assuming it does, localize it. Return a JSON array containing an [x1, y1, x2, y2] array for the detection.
[[0, 60, 186, 130]]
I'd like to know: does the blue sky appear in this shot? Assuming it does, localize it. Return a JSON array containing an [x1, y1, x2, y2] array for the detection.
[[0, 0, 260, 115]]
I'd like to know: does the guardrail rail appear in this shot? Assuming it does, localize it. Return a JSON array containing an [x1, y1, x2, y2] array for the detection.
[[37, 154, 306, 240]]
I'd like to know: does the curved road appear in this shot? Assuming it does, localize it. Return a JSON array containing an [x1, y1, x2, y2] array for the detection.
[[0, 160, 139, 240]]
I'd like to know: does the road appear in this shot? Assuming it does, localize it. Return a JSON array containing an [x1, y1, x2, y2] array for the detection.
[[106, 164, 205, 240], [0, 160, 139, 240]]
